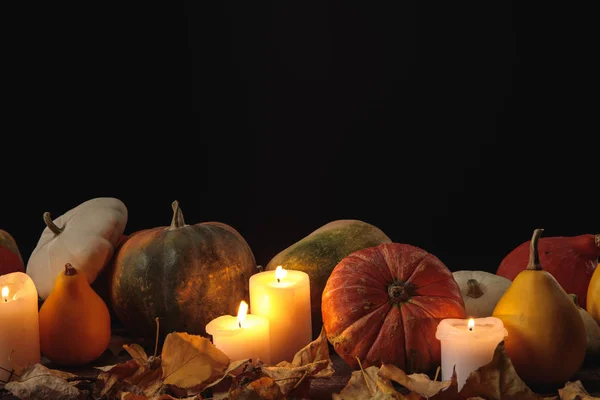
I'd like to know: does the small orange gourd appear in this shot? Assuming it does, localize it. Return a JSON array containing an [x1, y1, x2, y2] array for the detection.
[[39, 263, 111, 366]]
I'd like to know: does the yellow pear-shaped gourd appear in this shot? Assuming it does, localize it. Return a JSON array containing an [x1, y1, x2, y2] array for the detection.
[[587, 262, 600, 325], [492, 228, 587, 386], [39, 263, 111, 366]]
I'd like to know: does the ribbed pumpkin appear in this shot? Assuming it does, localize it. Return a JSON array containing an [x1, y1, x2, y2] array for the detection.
[[321, 243, 467, 374], [0, 229, 24, 276], [109, 201, 256, 339]]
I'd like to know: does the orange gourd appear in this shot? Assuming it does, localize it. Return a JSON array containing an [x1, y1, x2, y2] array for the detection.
[[587, 262, 600, 325], [39, 263, 111, 366]]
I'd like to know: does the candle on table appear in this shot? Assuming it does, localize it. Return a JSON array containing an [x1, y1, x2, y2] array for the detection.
[[249, 266, 311, 364], [0, 272, 40, 383], [205, 300, 271, 364], [435, 317, 507, 390]]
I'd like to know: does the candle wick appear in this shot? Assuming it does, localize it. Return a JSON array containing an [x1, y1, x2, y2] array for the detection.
[[469, 326, 473, 331], [238, 321, 242, 328], [277, 278, 280, 283]]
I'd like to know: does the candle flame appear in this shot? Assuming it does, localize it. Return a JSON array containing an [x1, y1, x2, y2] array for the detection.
[[2, 287, 8, 303], [275, 266, 287, 283], [468, 318, 475, 331], [237, 300, 248, 328]]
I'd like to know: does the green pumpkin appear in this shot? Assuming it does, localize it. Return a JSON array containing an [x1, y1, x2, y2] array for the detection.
[[265, 219, 392, 337], [109, 201, 256, 339]]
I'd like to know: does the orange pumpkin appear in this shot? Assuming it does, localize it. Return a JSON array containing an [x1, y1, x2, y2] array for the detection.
[[322, 243, 467, 374]]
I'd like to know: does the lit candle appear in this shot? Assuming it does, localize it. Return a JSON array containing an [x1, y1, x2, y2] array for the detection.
[[249, 266, 311, 364], [435, 317, 507, 390], [205, 301, 271, 364], [0, 272, 40, 383]]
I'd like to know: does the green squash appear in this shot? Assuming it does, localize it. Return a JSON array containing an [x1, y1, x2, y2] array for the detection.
[[109, 201, 256, 340], [265, 219, 392, 337]]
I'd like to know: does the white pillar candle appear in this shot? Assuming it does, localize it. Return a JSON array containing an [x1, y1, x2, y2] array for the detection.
[[0, 272, 40, 383], [435, 317, 507, 391], [206, 301, 271, 364], [249, 266, 311, 364]]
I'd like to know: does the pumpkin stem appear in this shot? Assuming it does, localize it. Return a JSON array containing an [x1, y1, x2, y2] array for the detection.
[[388, 282, 413, 303], [64, 263, 77, 276], [466, 279, 484, 298], [169, 200, 186, 229], [526, 228, 544, 271], [595, 234, 599, 249], [43, 212, 63, 235]]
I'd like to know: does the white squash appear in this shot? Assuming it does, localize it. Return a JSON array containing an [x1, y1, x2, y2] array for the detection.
[[26, 197, 128, 300], [452, 270, 511, 318], [570, 294, 600, 358]]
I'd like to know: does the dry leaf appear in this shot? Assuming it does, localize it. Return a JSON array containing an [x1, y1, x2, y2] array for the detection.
[[230, 376, 284, 400], [121, 392, 202, 400], [161, 331, 230, 395], [458, 341, 545, 400], [229, 365, 285, 400], [204, 358, 251, 390], [4, 363, 84, 400], [261, 326, 334, 397], [124, 343, 162, 371], [332, 365, 400, 400], [95, 357, 163, 399], [558, 380, 600, 400], [378, 363, 451, 398]]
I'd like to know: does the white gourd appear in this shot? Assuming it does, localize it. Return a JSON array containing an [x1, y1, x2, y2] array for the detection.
[[452, 270, 511, 318], [26, 197, 128, 299], [569, 294, 600, 359]]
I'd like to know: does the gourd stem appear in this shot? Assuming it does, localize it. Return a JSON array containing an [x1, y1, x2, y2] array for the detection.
[[466, 279, 484, 298], [43, 212, 63, 235], [568, 293, 579, 306], [64, 263, 77, 276], [169, 200, 186, 229], [526, 228, 544, 271]]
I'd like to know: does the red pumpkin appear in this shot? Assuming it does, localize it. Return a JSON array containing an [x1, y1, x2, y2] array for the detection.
[[321, 243, 466, 374], [0, 229, 25, 276], [496, 233, 599, 309]]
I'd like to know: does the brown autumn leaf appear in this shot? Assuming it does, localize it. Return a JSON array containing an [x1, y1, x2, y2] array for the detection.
[[161, 331, 230, 396], [4, 363, 84, 400], [332, 364, 400, 400], [558, 380, 600, 400], [228, 364, 285, 400], [121, 391, 203, 400], [94, 342, 164, 400], [261, 326, 334, 397], [458, 341, 546, 400], [378, 363, 452, 399]]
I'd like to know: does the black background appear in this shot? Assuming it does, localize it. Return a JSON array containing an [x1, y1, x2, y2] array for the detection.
[[3, 2, 597, 274]]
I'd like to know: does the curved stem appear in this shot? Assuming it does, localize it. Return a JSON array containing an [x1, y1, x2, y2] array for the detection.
[[526, 228, 544, 271], [466, 279, 484, 298], [169, 200, 186, 229], [43, 212, 63, 235]]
